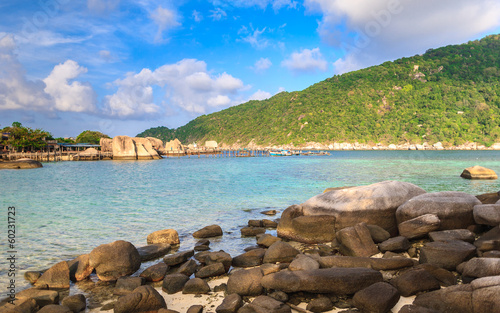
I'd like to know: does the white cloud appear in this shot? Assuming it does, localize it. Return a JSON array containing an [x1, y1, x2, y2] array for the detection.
[[192, 10, 203, 22], [253, 57, 272, 73], [281, 48, 329, 74], [150, 5, 181, 42], [249, 89, 272, 101], [210, 8, 227, 21], [304, 0, 500, 73], [87, 0, 120, 14], [103, 59, 247, 117], [209, 0, 297, 11], [43, 60, 97, 112], [272, 0, 298, 11], [0, 34, 96, 113], [239, 26, 269, 49]]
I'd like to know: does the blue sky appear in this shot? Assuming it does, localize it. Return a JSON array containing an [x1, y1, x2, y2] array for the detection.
[[1, 0, 500, 138]]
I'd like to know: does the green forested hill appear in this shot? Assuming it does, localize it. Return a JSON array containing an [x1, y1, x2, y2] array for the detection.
[[138, 35, 500, 147]]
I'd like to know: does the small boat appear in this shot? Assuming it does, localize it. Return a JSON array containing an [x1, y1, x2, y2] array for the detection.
[[269, 149, 292, 156]]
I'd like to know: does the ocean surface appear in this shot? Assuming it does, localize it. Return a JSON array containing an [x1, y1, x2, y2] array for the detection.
[[1, 150, 500, 297]]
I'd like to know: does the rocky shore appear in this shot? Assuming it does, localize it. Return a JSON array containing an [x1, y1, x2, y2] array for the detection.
[[2, 181, 500, 313]]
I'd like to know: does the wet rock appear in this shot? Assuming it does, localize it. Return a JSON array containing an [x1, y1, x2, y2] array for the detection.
[[139, 262, 169, 282], [37, 304, 72, 313], [419, 240, 477, 270], [241, 227, 266, 237], [289, 254, 320, 271], [16, 288, 59, 307], [34, 261, 70, 289], [162, 273, 189, 294], [61, 294, 86, 313], [256, 234, 281, 247], [227, 268, 264, 296], [193, 225, 223, 238], [163, 250, 194, 266], [177, 259, 198, 277], [182, 278, 211, 294], [89, 240, 141, 281], [319, 255, 414, 271], [367, 224, 391, 243], [244, 295, 291, 313], [137, 243, 171, 262], [473, 204, 500, 226], [24, 271, 42, 284], [263, 241, 300, 264], [68, 254, 93, 282], [195, 262, 226, 278], [462, 257, 500, 278], [306, 297, 334, 313], [232, 249, 266, 268], [195, 240, 210, 251], [261, 209, 277, 215], [0, 159, 43, 169], [379, 236, 410, 253], [474, 226, 500, 252], [261, 268, 383, 294], [461, 166, 498, 180], [114, 285, 167, 313], [147, 229, 180, 245], [396, 191, 481, 231], [428, 229, 475, 243], [390, 267, 441, 297], [398, 214, 441, 239], [262, 219, 278, 228], [114, 277, 145, 295], [278, 181, 426, 243], [353, 282, 400, 313], [337, 222, 379, 257], [216, 293, 243, 313]]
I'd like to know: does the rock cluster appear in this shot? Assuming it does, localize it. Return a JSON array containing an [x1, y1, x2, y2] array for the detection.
[[111, 136, 164, 160], [0, 159, 43, 169], [6, 181, 500, 313]]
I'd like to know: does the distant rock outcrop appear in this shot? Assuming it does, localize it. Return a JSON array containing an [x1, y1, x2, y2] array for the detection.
[[132, 137, 161, 160], [0, 159, 43, 169], [100, 138, 113, 153], [111, 136, 162, 160], [146, 137, 166, 155], [165, 138, 184, 153]]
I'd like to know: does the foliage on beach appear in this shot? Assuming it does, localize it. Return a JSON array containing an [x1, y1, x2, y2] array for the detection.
[[1, 122, 51, 151], [138, 35, 500, 146], [75, 130, 110, 144]]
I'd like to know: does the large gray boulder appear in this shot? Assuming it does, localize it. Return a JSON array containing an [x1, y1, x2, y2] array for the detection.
[[473, 204, 500, 226], [396, 191, 481, 231], [89, 240, 141, 281], [260, 268, 383, 294], [277, 181, 425, 243]]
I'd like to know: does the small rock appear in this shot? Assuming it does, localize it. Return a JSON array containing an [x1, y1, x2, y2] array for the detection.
[[227, 268, 264, 296], [248, 220, 263, 227], [289, 254, 320, 271], [473, 204, 500, 226], [195, 263, 226, 278], [428, 229, 475, 243], [16, 288, 59, 307], [196, 251, 232, 272], [193, 225, 223, 238], [398, 214, 440, 239], [268, 291, 289, 303], [177, 259, 198, 276], [367, 224, 391, 243], [68, 254, 93, 282], [34, 261, 70, 289], [24, 271, 42, 284], [353, 282, 400, 313], [419, 240, 477, 270], [37, 304, 72, 313], [474, 226, 500, 252], [187, 305, 203, 313], [461, 166, 498, 180], [256, 234, 281, 247], [163, 250, 194, 266], [216, 293, 243, 313], [417, 264, 457, 287], [390, 267, 441, 297], [61, 294, 86, 313], [241, 227, 266, 237], [182, 278, 211, 294], [462, 257, 500, 278], [262, 219, 278, 228], [162, 273, 190, 294], [114, 277, 145, 295], [147, 229, 180, 245], [306, 297, 334, 313], [232, 249, 266, 268], [140, 262, 169, 282], [263, 241, 300, 264], [137, 243, 171, 262], [261, 209, 277, 215], [379, 236, 411, 252], [114, 285, 167, 313], [246, 295, 291, 313], [336, 223, 380, 257]]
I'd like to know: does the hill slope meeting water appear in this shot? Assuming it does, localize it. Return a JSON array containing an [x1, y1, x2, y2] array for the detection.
[[138, 34, 500, 148]]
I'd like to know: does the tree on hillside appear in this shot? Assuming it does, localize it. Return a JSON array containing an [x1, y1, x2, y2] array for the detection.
[[1, 122, 51, 152], [75, 130, 110, 144]]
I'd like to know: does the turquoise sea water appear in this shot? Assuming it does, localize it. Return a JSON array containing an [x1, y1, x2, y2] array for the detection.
[[1, 150, 500, 297]]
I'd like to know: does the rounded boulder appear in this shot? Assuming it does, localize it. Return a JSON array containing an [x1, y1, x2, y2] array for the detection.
[[89, 240, 141, 281]]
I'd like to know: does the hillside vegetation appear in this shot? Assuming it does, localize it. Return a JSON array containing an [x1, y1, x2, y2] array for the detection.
[[138, 35, 500, 147]]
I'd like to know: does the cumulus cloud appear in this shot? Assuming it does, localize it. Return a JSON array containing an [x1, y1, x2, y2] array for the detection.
[[248, 89, 272, 101], [150, 5, 181, 42], [103, 59, 247, 117], [43, 60, 97, 112], [0, 34, 96, 113], [304, 0, 500, 73], [253, 57, 272, 73], [281, 48, 328, 74]]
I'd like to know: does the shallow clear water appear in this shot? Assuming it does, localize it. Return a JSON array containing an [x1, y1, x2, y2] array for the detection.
[[1, 150, 500, 297]]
